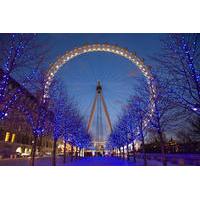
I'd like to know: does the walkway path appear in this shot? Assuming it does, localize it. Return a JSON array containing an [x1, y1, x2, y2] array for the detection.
[[0, 156, 172, 166], [65, 156, 136, 166]]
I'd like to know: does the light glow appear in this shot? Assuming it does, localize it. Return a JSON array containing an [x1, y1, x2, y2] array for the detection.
[[5, 132, 10, 142], [43, 44, 157, 130], [11, 133, 16, 143]]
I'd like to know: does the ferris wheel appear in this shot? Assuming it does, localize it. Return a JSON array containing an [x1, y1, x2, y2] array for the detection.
[[44, 44, 156, 148]]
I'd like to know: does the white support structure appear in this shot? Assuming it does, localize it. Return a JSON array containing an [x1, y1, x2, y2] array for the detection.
[[87, 81, 112, 150], [44, 43, 157, 131]]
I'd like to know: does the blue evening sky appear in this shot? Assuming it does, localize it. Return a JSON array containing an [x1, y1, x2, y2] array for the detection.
[[36, 34, 165, 140], [17, 34, 166, 140]]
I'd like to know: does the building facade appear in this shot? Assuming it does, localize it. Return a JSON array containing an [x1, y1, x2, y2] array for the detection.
[[0, 69, 54, 158]]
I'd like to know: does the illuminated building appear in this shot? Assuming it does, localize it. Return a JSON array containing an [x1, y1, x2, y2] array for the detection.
[[0, 69, 54, 158]]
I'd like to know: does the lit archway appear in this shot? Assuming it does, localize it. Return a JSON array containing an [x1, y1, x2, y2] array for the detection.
[[44, 44, 156, 129]]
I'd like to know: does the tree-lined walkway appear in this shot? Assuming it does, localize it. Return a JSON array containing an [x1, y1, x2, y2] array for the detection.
[[0, 155, 178, 166], [0, 156, 135, 166]]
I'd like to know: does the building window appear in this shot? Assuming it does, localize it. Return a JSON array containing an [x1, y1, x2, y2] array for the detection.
[[11, 133, 16, 143], [5, 132, 10, 142]]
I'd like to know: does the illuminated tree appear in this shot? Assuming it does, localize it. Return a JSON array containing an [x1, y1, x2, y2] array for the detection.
[[73, 123, 92, 158], [108, 118, 127, 158], [120, 109, 138, 161], [64, 107, 81, 161], [0, 33, 47, 121], [127, 95, 149, 165], [107, 105, 138, 160], [18, 99, 49, 165], [18, 70, 51, 166], [51, 96, 65, 166], [131, 68, 184, 165], [70, 112, 92, 159], [0, 34, 51, 166], [153, 34, 200, 116], [49, 82, 72, 165], [63, 103, 76, 163], [149, 78, 176, 165], [61, 93, 92, 163]]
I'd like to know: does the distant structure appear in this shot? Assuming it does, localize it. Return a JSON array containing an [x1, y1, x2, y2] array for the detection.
[[87, 81, 112, 151]]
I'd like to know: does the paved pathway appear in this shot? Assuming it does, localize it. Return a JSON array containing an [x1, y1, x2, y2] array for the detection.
[[65, 156, 136, 166], [0, 156, 170, 166], [0, 156, 138, 166]]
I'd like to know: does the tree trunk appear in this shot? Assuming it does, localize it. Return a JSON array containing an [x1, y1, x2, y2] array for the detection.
[[159, 131, 167, 166], [112, 148, 114, 156], [52, 138, 57, 166], [132, 143, 136, 162], [71, 145, 73, 162], [75, 147, 78, 159], [31, 135, 37, 166], [118, 148, 121, 157], [122, 146, 125, 159], [126, 143, 130, 161], [63, 140, 66, 164], [141, 132, 147, 166], [120, 148, 122, 158], [79, 148, 82, 158], [82, 148, 84, 157], [79, 148, 81, 158]]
